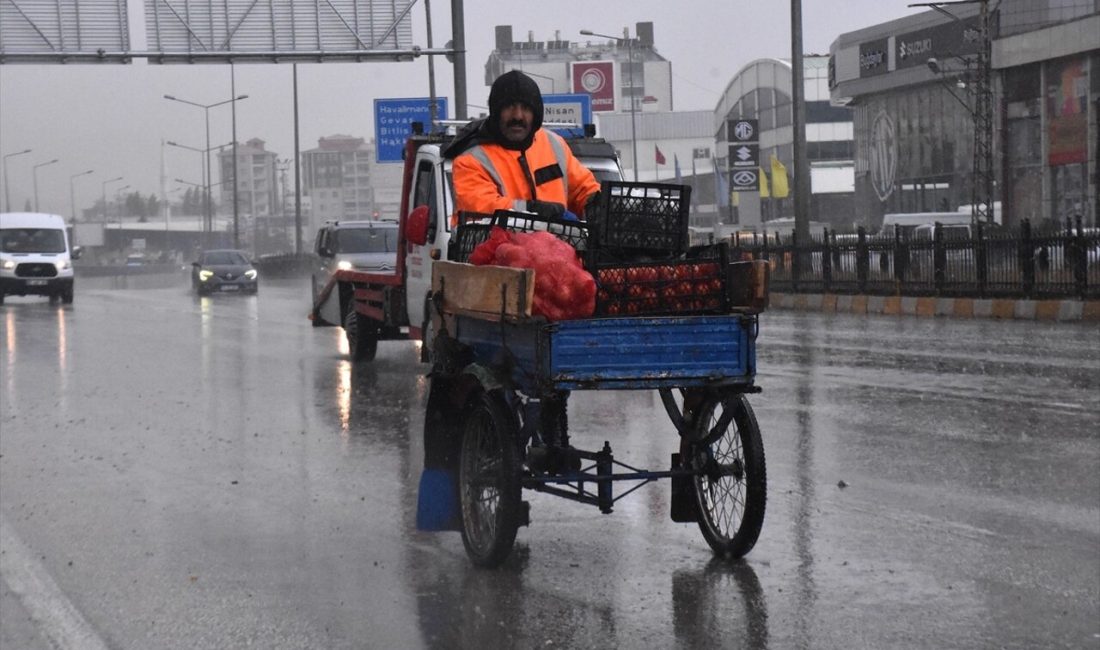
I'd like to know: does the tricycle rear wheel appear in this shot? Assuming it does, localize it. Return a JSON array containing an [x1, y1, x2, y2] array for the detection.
[[688, 393, 766, 558], [459, 390, 523, 568]]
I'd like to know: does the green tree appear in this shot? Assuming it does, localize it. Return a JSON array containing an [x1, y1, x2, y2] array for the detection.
[[147, 194, 161, 218]]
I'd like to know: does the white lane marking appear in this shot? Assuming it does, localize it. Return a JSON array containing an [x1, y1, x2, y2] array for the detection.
[[0, 514, 111, 650]]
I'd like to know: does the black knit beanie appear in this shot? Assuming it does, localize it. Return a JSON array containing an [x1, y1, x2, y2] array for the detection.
[[486, 70, 544, 150]]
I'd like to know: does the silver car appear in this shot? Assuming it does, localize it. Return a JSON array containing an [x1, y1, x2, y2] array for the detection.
[[310, 220, 400, 315]]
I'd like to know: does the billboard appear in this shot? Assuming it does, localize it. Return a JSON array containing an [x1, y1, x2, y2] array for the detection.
[[0, 0, 417, 64], [572, 61, 616, 112]]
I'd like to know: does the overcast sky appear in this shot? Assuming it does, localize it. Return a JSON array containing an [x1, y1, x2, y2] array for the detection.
[[0, 1, 922, 216]]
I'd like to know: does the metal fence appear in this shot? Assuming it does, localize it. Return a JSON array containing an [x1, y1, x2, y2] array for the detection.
[[729, 218, 1100, 300]]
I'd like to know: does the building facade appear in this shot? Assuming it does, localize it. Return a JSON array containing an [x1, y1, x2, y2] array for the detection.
[[830, 1, 1099, 230], [218, 138, 279, 222], [301, 135, 375, 231], [714, 56, 855, 232]]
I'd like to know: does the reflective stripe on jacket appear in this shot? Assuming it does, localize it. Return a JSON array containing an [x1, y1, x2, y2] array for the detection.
[[452, 128, 600, 217]]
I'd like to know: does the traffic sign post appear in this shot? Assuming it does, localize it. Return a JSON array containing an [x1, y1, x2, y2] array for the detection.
[[375, 97, 449, 163], [542, 93, 592, 136]]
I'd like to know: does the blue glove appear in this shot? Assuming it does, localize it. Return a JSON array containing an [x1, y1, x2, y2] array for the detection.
[[561, 210, 579, 222]]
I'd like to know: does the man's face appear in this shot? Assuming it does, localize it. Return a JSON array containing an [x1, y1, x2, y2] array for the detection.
[[499, 102, 533, 143]]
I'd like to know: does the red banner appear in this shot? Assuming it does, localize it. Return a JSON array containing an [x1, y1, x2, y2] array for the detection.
[[1047, 58, 1088, 166], [572, 61, 616, 113]]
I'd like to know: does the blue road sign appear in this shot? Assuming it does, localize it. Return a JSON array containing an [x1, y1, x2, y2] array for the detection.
[[374, 97, 449, 163], [542, 93, 592, 136]]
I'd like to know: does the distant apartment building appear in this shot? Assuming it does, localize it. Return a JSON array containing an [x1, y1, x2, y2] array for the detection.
[[301, 135, 375, 231], [218, 138, 279, 221]]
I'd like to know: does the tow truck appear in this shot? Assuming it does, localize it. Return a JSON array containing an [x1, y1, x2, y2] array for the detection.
[[309, 123, 624, 361]]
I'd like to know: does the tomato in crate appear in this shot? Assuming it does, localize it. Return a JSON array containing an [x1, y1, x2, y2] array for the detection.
[[588, 243, 731, 317]]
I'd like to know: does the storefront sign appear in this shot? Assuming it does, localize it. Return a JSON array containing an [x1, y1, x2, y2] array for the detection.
[[729, 119, 758, 143], [731, 168, 759, 192], [729, 143, 760, 169], [895, 17, 979, 70], [858, 38, 889, 78], [572, 61, 616, 112]]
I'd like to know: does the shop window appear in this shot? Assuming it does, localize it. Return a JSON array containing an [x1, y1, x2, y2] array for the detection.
[[741, 90, 757, 117], [776, 103, 791, 127], [1051, 163, 1088, 223], [806, 100, 852, 123], [758, 88, 774, 111], [760, 108, 775, 131]]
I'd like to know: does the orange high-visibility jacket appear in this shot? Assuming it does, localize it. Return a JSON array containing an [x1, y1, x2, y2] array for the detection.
[[452, 128, 600, 217]]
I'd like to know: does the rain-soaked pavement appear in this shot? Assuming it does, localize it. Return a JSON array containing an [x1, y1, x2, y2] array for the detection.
[[1, 273, 1098, 649]]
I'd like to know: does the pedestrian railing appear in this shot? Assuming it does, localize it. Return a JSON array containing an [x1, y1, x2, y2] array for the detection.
[[729, 217, 1100, 300]]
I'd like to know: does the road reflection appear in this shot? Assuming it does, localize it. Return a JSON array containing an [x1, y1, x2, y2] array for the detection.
[[672, 559, 768, 647], [791, 313, 818, 648]]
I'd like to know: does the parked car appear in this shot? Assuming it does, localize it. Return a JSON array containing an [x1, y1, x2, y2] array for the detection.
[[191, 249, 258, 295]]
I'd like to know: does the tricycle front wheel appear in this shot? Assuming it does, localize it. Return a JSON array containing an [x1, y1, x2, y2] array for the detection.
[[688, 393, 766, 558], [459, 390, 523, 568]]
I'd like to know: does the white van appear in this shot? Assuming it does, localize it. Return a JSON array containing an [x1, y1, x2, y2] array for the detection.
[[0, 212, 82, 304], [879, 212, 972, 239]]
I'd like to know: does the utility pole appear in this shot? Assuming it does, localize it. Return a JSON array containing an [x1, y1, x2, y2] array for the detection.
[[790, 0, 811, 243], [450, 0, 468, 120], [972, 0, 995, 226], [912, 0, 995, 225]]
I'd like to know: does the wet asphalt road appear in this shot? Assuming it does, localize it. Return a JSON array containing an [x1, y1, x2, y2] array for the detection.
[[1, 273, 1098, 649]]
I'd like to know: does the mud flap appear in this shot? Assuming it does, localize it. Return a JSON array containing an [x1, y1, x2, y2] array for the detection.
[[416, 468, 461, 531], [670, 453, 699, 523]]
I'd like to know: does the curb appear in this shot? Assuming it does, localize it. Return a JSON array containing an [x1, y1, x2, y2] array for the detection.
[[770, 293, 1100, 323]]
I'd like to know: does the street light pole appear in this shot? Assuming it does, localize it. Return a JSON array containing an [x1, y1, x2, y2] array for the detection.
[[101, 176, 124, 223], [33, 159, 59, 212], [164, 94, 249, 246], [581, 29, 638, 181], [3, 148, 32, 212], [115, 185, 131, 224], [69, 169, 94, 222]]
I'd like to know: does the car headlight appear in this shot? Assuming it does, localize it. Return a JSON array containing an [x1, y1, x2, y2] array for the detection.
[[199, 269, 214, 281], [1, 259, 13, 270], [336, 260, 353, 271], [55, 259, 71, 271], [245, 269, 258, 280]]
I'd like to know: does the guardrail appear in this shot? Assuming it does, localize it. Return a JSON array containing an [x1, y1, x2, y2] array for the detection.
[[255, 253, 313, 277], [75, 263, 184, 277], [729, 218, 1099, 300]]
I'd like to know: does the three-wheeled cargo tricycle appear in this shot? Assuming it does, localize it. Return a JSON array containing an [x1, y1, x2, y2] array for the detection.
[[417, 249, 770, 567]]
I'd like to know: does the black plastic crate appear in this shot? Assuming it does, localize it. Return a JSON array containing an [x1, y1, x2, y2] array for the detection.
[[449, 210, 588, 263], [589, 181, 691, 254], [589, 243, 729, 317]]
